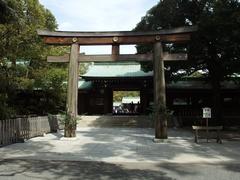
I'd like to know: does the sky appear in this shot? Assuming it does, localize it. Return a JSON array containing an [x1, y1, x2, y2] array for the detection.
[[39, 0, 159, 54]]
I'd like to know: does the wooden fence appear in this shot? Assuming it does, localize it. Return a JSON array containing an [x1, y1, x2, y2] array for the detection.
[[0, 115, 59, 147], [175, 108, 240, 126]]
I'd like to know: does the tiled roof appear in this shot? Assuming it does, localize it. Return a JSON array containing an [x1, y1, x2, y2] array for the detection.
[[78, 80, 92, 89], [82, 62, 152, 78]]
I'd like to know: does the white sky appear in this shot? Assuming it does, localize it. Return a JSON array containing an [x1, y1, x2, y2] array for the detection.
[[39, 0, 159, 54]]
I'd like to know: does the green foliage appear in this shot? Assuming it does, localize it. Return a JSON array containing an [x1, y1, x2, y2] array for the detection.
[[147, 103, 172, 127], [0, 0, 18, 24], [59, 111, 77, 128], [134, 0, 240, 79], [113, 91, 140, 102], [33, 68, 67, 91], [32, 67, 67, 114], [134, 0, 240, 122], [148, 103, 171, 116], [0, 92, 16, 119], [79, 63, 90, 75], [0, 0, 67, 119]]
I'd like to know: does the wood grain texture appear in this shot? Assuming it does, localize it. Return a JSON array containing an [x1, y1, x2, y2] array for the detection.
[[66, 43, 79, 117], [47, 53, 187, 62], [42, 34, 191, 45], [112, 45, 120, 61], [0, 116, 58, 147], [153, 42, 167, 139]]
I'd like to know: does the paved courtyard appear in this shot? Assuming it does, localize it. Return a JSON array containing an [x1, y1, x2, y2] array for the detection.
[[0, 127, 240, 179]]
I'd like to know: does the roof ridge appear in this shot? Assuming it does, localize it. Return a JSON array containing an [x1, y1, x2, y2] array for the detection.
[[93, 62, 140, 65]]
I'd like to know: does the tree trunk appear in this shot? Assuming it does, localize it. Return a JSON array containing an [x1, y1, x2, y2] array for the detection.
[[211, 78, 222, 126], [208, 44, 222, 126]]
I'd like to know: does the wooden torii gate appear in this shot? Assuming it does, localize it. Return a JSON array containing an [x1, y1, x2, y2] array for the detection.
[[37, 26, 196, 139]]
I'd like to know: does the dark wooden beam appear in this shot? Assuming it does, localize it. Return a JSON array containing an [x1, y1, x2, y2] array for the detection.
[[112, 44, 119, 61], [78, 54, 153, 62], [38, 26, 197, 37], [42, 34, 191, 45], [47, 53, 187, 62], [37, 26, 197, 45], [112, 45, 120, 55]]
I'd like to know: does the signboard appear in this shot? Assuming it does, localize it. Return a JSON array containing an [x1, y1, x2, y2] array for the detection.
[[203, 107, 211, 118]]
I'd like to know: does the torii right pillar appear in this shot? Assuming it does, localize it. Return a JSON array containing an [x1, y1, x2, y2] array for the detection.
[[154, 41, 167, 140]]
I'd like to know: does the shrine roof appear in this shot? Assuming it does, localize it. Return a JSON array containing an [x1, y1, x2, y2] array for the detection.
[[81, 62, 153, 78], [78, 79, 92, 89]]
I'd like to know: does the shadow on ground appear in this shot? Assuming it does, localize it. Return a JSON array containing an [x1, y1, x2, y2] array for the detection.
[[0, 159, 173, 180], [78, 115, 154, 128], [0, 159, 240, 180], [1, 126, 240, 179], [1, 128, 240, 163]]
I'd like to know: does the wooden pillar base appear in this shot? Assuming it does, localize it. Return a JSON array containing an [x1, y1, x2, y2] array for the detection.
[[153, 138, 170, 143], [155, 114, 168, 139], [64, 128, 76, 137]]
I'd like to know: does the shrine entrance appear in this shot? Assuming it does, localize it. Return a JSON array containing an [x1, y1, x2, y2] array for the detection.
[[38, 26, 196, 139], [112, 90, 140, 115]]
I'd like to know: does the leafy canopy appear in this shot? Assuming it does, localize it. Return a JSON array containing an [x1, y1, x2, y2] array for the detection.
[[0, 0, 68, 118], [134, 0, 240, 81]]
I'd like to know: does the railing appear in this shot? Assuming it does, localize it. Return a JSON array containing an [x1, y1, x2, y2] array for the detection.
[[0, 115, 59, 147], [175, 108, 240, 126]]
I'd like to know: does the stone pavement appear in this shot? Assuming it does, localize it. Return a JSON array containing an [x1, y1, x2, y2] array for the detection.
[[0, 127, 240, 179], [0, 159, 240, 180]]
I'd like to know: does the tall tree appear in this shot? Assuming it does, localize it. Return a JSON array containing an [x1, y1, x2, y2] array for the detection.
[[0, 0, 64, 118], [134, 0, 240, 125]]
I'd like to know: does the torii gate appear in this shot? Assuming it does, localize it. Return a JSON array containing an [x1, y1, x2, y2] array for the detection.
[[37, 26, 196, 139]]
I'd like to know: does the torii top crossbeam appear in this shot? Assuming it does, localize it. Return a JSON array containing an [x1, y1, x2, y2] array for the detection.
[[37, 26, 197, 45]]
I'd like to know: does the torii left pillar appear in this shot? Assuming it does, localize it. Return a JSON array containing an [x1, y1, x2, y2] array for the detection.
[[65, 42, 79, 137]]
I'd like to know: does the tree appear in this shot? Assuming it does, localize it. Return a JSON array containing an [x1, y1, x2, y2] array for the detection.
[[113, 91, 140, 102], [194, 0, 240, 124], [134, 0, 240, 125], [33, 67, 67, 114], [0, 0, 18, 23], [0, 0, 65, 119]]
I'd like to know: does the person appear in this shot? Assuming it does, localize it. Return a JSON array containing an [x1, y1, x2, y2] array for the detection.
[[135, 101, 140, 113], [130, 101, 134, 113]]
